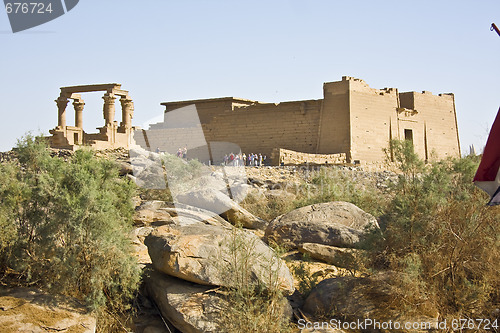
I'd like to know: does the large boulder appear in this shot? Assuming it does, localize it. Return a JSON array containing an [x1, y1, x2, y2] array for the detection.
[[131, 226, 154, 266], [145, 269, 293, 333], [132, 201, 234, 267], [229, 182, 252, 202], [145, 223, 295, 295], [0, 287, 96, 333], [134, 207, 173, 226], [265, 202, 379, 249], [303, 273, 439, 331], [145, 270, 225, 333], [134, 200, 174, 226], [129, 150, 166, 190], [175, 188, 266, 229], [134, 200, 231, 227], [298, 243, 361, 269]]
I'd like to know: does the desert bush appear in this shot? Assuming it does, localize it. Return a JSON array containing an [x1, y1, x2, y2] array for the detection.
[[0, 136, 141, 320], [136, 152, 205, 202], [0, 165, 22, 271], [373, 140, 499, 321], [293, 167, 387, 217], [217, 227, 292, 333], [161, 153, 205, 193], [138, 187, 173, 202], [241, 165, 388, 221], [240, 191, 295, 221], [289, 254, 321, 298]]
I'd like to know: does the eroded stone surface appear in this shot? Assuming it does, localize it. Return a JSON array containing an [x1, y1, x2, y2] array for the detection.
[[145, 223, 295, 295], [265, 201, 379, 249], [0, 287, 96, 333], [303, 273, 439, 331], [298, 243, 361, 268], [145, 270, 225, 333], [175, 188, 267, 229]]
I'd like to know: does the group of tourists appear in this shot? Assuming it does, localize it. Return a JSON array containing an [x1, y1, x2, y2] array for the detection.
[[223, 152, 267, 166], [154, 146, 187, 159], [176, 146, 188, 159]]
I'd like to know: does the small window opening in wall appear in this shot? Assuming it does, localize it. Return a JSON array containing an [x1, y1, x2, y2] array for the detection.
[[404, 129, 413, 142], [74, 133, 79, 144], [353, 160, 360, 165]]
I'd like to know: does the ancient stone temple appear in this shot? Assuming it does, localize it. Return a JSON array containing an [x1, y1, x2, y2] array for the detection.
[[49, 84, 135, 150], [142, 76, 460, 166]]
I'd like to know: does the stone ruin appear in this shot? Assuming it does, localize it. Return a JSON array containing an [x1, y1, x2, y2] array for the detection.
[[49, 83, 135, 150], [272, 148, 347, 166], [47, 77, 461, 168]]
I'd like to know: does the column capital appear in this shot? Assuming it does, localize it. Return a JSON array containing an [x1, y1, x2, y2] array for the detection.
[[73, 100, 85, 111], [102, 93, 116, 103], [119, 97, 134, 133], [120, 97, 133, 107], [120, 98, 134, 116], [55, 97, 69, 107]]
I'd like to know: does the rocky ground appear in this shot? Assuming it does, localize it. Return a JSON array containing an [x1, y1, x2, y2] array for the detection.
[[0, 288, 96, 333], [121, 149, 420, 333], [245, 164, 398, 193], [1, 148, 425, 333]]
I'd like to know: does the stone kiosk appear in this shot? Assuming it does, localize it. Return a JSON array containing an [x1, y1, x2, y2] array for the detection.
[[49, 84, 135, 150]]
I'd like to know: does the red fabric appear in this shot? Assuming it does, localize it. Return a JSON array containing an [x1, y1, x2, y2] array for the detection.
[[474, 108, 500, 182]]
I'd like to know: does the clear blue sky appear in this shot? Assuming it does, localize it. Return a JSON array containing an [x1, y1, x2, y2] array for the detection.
[[1, 0, 499, 153]]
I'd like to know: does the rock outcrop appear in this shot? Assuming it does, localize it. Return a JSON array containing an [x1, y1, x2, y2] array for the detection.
[[142, 209, 295, 333], [265, 201, 379, 249], [175, 188, 266, 229], [145, 268, 292, 333], [145, 270, 226, 333], [145, 223, 295, 295], [0, 287, 96, 333], [134, 200, 231, 227], [298, 243, 361, 268], [303, 272, 439, 331]]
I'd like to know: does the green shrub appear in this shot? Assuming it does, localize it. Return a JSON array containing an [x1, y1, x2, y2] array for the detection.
[[240, 191, 295, 222], [374, 140, 499, 320], [0, 162, 22, 266], [216, 227, 292, 333], [290, 254, 320, 298], [136, 152, 205, 202], [293, 167, 387, 217], [0, 135, 141, 318]]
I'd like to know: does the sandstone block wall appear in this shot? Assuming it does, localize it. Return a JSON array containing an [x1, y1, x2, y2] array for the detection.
[[349, 84, 460, 163], [399, 91, 460, 160], [316, 79, 350, 157], [203, 100, 322, 160], [133, 126, 211, 163], [349, 79, 399, 163], [272, 148, 347, 166], [162, 98, 255, 124], [154, 77, 460, 165]]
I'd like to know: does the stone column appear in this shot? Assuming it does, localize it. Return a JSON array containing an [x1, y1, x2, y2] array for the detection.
[[55, 97, 69, 128], [120, 98, 134, 130], [102, 93, 116, 126], [73, 100, 85, 129]]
